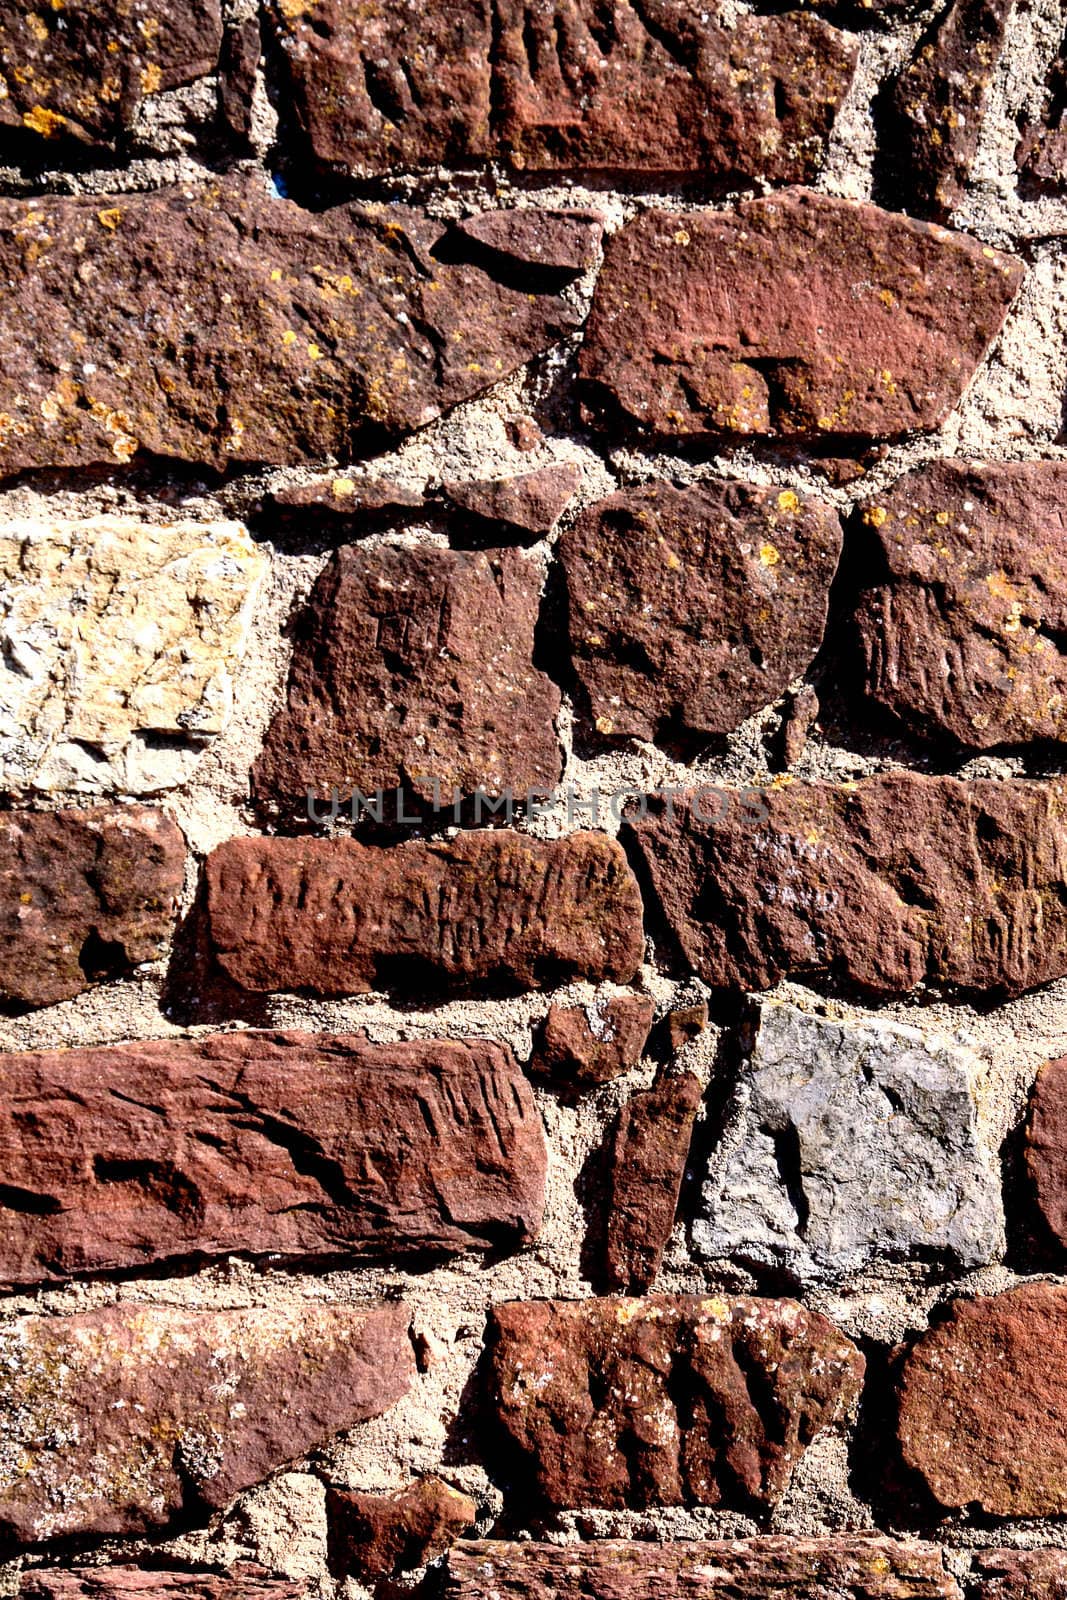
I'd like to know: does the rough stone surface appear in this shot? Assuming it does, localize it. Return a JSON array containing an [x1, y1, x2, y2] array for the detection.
[[0, 1300, 414, 1544], [252, 544, 561, 815], [445, 1538, 962, 1600], [263, 477, 425, 532], [973, 1550, 1067, 1600], [887, 0, 1013, 222], [326, 1477, 476, 1579], [778, 684, 821, 767], [21, 1571, 301, 1600], [486, 1295, 863, 1509], [265, 0, 855, 182], [0, 1030, 546, 1285], [695, 998, 1004, 1283], [528, 994, 654, 1089], [623, 774, 1067, 1001], [896, 1282, 1067, 1516], [855, 459, 1067, 750], [455, 211, 603, 275], [0, 179, 578, 474], [581, 192, 1022, 443], [0, 805, 185, 1009], [443, 463, 581, 539], [1017, 36, 1067, 192], [1025, 1055, 1067, 1250], [205, 830, 645, 997], [0, 518, 267, 795], [559, 479, 842, 744], [0, 0, 222, 145], [661, 1002, 708, 1054], [603, 1071, 701, 1291], [218, 15, 261, 143]]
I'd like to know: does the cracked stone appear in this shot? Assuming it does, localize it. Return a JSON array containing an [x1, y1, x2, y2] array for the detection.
[[580, 192, 1022, 443], [694, 998, 1004, 1283], [264, 0, 855, 182], [486, 1295, 863, 1509], [445, 1537, 962, 1600], [21, 1570, 303, 1600], [251, 544, 561, 817], [529, 995, 655, 1089], [326, 1478, 477, 1579], [603, 1071, 702, 1291], [622, 773, 1067, 1001], [896, 1282, 1067, 1515], [0, 1300, 414, 1545], [0, 1030, 546, 1286], [559, 479, 842, 744], [1017, 33, 1067, 191], [886, 0, 1013, 222], [0, 0, 222, 146], [0, 805, 185, 1009], [0, 178, 577, 474], [855, 460, 1067, 750], [205, 830, 644, 997], [0, 518, 267, 795], [443, 463, 581, 540]]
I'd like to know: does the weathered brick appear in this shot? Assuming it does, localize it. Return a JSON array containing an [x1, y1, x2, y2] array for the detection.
[[854, 460, 1067, 749], [0, 1301, 413, 1544], [559, 480, 842, 744], [326, 1478, 477, 1579], [603, 1072, 701, 1290], [0, 1031, 545, 1285], [581, 193, 1022, 443], [528, 995, 654, 1089], [622, 775, 1067, 1001], [205, 830, 644, 997], [0, 0, 222, 145], [252, 545, 561, 818], [0, 179, 578, 474], [265, 0, 855, 182], [896, 1283, 1067, 1515], [486, 1295, 862, 1509], [0, 806, 185, 1009]]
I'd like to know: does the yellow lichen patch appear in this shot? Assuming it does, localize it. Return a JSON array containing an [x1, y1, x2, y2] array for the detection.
[[22, 104, 65, 136], [759, 542, 780, 567], [140, 62, 163, 96], [673, 228, 691, 246], [96, 208, 122, 231], [595, 714, 614, 735], [331, 478, 356, 498], [865, 505, 888, 528], [777, 489, 799, 513], [307, 343, 322, 360], [281, 329, 297, 346], [25, 13, 49, 42]]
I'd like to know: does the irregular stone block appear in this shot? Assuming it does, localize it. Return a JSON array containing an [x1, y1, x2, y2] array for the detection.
[[622, 774, 1067, 1001], [559, 480, 842, 743], [777, 684, 820, 767], [660, 1002, 708, 1054], [887, 0, 1013, 222], [443, 463, 581, 539], [21, 1570, 301, 1600], [581, 192, 1022, 443], [265, 477, 425, 531], [218, 15, 261, 142], [326, 1477, 477, 1579], [205, 830, 644, 997], [0, 1300, 413, 1544], [455, 211, 603, 275], [973, 1550, 1067, 1600], [0, 518, 267, 795], [603, 1072, 701, 1290], [1025, 1055, 1067, 1249], [695, 999, 1004, 1282], [896, 1282, 1067, 1515], [855, 460, 1067, 749], [529, 995, 654, 1089], [0, 179, 578, 474], [1017, 34, 1067, 192], [0, 1031, 546, 1285], [265, 0, 855, 182], [486, 1295, 863, 1509], [445, 1537, 961, 1600], [0, 806, 185, 1009], [0, 0, 222, 145], [252, 545, 561, 816]]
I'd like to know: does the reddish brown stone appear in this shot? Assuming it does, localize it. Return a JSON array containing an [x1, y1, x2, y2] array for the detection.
[[265, 0, 855, 182], [508, 416, 543, 452], [560, 480, 842, 743], [855, 460, 1067, 749], [443, 464, 581, 539], [0, 1300, 413, 1545], [974, 1550, 1067, 1600], [661, 1002, 708, 1053], [252, 544, 560, 816], [445, 1537, 961, 1600], [1017, 36, 1067, 192], [0, 806, 185, 1009], [487, 1295, 863, 1509], [896, 1283, 1067, 1515], [1026, 1055, 1067, 1249], [0, 0, 222, 145], [777, 684, 820, 767], [218, 15, 262, 142], [456, 210, 603, 274], [603, 1072, 701, 1290], [623, 774, 1067, 1001], [326, 1477, 477, 1579], [205, 830, 644, 997], [581, 193, 1022, 443], [0, 1031, 545, 1285], [529, 995, 654, 1089], [0, 180, 577, 475], [264, 478, 425, 538], [21, 1570, 301, 1600], [887, 0, 1012, 222]]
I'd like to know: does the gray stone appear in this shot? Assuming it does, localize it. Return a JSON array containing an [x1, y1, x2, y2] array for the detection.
[[694, 999, 1004, 1283]]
